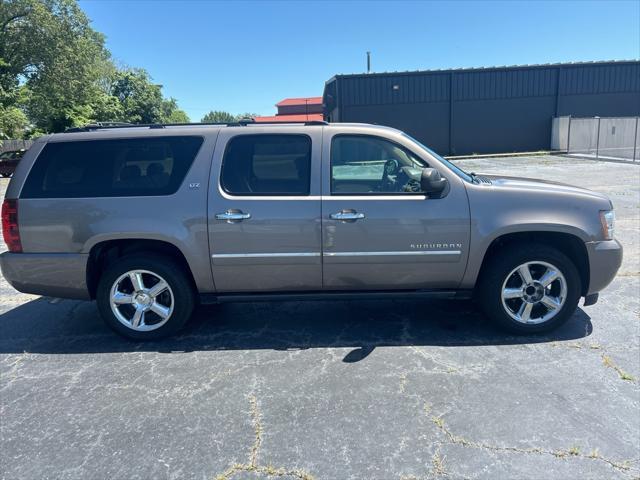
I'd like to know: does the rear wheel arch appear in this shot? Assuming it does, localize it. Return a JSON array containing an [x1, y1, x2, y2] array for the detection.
[[96, 253, 196, 340], [86, 239, 197, 300], [477, 231, 590, 296]]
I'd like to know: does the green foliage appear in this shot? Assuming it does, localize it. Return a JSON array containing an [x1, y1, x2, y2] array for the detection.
[[201, 111, 259, 123], [163, 105, 190, 123], [111, 68, 165, 124], [0, 0, 190, 136], [201, 110, 237, 123], [237, 113, 259, 120], [0, 105, 28, 139], [109, 69, 190, 124]]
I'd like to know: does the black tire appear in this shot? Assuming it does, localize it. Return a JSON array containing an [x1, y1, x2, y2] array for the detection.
[[96, 254, 196, 340], [477, 243, 581, 334], [1, 173, 11, 178]]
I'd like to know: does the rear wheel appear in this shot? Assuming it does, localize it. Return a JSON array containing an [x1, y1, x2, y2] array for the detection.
[[478, 244, 581, 334], [96, 254, 195, 340]]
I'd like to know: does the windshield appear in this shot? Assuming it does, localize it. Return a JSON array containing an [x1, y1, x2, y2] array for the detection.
[[401, 133, 474, 183]]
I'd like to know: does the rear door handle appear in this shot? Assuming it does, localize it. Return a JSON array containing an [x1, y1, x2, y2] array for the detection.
[[330, 210, 365, 222], [215, 210, 251, 223]]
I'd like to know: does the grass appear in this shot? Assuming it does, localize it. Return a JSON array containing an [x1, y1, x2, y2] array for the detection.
[[602, 354, 636, 382]]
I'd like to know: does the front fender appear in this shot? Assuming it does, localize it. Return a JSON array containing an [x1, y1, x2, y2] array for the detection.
[[460, 223, 591, 289], [460, 183, 603, 289]]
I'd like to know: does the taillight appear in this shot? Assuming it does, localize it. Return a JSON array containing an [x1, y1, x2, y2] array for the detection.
[[1, 199, 22, 253]]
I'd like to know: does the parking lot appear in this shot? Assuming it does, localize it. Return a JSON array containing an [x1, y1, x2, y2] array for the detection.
[[0, 154, 638, 480]]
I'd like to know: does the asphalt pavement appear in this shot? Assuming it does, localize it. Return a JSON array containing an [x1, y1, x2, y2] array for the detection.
[[1, 155, 638, 480]]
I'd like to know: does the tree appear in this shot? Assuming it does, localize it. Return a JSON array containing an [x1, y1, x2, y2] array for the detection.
[[110, 68, 165, 124], [0, 0, 116, 132], [0, 0, 35, 108], [161, 97, 189, 123], [201, 110, 236, 123], [0, 105, 28, 139], [108, 68, 190, 124], [200, 111, 260, 123], [236, 113, 259, 120], [0, 0, 191, 135]]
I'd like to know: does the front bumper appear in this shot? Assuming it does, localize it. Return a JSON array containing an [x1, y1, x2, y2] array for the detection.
[[585, 239, 623, 296], [0, 252, 90, 300]]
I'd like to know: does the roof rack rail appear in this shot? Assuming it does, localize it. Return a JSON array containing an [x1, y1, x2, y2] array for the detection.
[[64, 119, 329, 133], [235, 119, 329, 126], [65, 121, 135, 132], [65, 121, 230, 132]]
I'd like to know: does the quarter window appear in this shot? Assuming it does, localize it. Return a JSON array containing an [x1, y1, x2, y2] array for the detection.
[[331, 135, 427, 194], [22, 136, 203, 198], [221, 134, 311, 196]]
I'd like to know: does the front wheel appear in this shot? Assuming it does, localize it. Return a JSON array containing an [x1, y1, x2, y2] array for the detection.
[[477, 244, 581, 334], [96, 254, 196, 340]]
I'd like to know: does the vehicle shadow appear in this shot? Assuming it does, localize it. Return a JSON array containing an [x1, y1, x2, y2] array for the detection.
[[0, 296, 593, 360]]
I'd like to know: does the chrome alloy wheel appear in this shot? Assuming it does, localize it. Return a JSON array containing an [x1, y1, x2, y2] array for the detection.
[[109, 270, 174, 332], [501, 261, 567, 325]]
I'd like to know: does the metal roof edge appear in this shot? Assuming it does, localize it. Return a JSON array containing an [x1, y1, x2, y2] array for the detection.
[[331, 59, 640, 80]]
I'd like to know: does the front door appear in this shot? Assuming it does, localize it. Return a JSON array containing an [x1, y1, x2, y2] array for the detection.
[[208, 128, 323, 292], [321, 132, 470, 290]]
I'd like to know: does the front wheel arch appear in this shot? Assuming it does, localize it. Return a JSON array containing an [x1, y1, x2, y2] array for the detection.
[[476, 231, 590, 296], [477, 242, 582, 333]]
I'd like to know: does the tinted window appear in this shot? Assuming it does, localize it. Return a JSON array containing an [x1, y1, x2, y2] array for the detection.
[[331, 135, 427, 194], [22, 136, 203, 198], [221, 134, 311, 195]]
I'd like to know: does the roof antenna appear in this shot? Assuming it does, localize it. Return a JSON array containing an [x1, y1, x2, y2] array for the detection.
[[366, 51, 371, 73]]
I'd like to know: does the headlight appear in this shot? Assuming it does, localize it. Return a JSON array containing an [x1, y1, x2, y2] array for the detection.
[[599, 210, 615, 240]]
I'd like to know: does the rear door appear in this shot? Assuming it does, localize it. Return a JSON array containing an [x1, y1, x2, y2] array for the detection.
[[208, 127, 323, 292], [321, 129, 470, 290]]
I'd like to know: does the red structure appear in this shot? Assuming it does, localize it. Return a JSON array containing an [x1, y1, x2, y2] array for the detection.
[[254, 97, 323, 122]]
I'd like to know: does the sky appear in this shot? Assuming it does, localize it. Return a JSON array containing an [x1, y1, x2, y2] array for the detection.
[[79, 0, 640, 121]]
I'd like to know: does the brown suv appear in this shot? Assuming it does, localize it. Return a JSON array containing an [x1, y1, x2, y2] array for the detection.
[[0, 122, 622, 339]]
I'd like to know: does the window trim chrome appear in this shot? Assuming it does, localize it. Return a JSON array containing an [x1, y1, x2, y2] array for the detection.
[[323, 195, 427, 201], [217, 185, 321, 201], [217, 188, 425, 201]]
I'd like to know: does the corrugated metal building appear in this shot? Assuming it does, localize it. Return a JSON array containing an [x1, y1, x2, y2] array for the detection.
[[323, 60, 640, 155]]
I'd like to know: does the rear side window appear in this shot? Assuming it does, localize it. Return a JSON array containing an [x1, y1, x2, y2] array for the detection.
[[21, 136, 203, 198], [220, 134, 311, 195]]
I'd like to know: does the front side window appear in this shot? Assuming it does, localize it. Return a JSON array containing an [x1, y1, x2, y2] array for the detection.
[[221, 134, 311, 196], [22, 136, 203, 198], [331, 135, 428, 195]]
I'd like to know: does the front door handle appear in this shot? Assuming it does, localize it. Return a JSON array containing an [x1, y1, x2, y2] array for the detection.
[[215, 209, 251, 223], [330, 210, 365, 222]]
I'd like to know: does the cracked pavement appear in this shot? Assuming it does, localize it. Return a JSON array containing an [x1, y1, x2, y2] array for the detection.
[[1, 155, 639, 479]]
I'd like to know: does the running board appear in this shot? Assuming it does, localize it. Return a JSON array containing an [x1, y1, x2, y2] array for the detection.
[[199, 289, 472, 305]]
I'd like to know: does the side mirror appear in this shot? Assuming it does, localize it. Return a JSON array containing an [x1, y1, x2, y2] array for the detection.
[[420, 168, 448, 196]]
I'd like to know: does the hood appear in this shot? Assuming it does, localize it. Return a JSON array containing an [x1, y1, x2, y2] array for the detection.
[[482, 175, 611, 205]]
